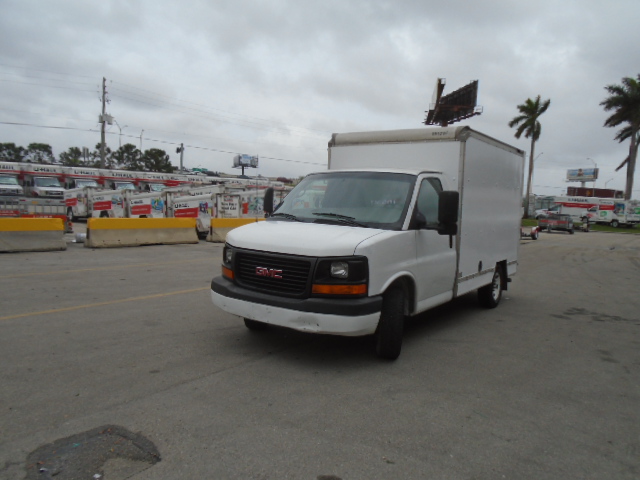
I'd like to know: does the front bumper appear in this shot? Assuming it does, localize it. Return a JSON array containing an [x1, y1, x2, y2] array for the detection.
[[210, 276, 382, 336]]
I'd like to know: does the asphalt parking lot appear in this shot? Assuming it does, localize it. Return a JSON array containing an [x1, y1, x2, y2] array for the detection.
[[1, 229, 639, 479]]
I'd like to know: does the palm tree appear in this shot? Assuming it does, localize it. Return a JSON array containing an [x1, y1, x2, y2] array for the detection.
[[509, 95, 551, 218], [600, 74, 640, 200]]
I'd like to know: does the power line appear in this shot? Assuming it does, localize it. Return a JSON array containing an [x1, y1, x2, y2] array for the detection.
[[0, 121, 325, 166], [0, 78, 95, 93], [0, 64, 96, 79], [0, 66, 330, 146], [109, 80, 330, 136], [108, 88, 327, 140]]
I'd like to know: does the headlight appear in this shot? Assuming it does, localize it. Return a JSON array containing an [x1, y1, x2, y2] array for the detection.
[[330, 261, 349, 278], [224, 247, 233, 264], [312, 257, 368, 297]]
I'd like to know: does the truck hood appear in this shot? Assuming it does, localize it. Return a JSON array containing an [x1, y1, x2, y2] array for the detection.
[[226, 220, 387, 256]]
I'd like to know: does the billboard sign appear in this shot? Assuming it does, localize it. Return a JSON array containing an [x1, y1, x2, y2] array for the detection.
[[566, 168, 599, 182], [424, 79, 481, 126], [233, 154, 259, 168]]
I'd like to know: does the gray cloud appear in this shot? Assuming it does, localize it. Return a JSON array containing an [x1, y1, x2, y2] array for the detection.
[[1, 0, 639, 191]]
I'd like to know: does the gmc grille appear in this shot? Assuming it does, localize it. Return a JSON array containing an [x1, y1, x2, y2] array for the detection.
[[235, 251, 313, 297]]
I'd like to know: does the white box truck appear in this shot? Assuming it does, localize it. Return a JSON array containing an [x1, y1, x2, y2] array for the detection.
[[210, 127, 525, 359]]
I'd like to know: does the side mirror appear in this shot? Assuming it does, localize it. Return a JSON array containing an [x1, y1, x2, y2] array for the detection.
[[264, 187, 274, 217], [437, 191, 459, 236]]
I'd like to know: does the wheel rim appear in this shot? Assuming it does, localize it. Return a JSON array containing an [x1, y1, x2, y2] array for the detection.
[[491, 271, 501, 301]]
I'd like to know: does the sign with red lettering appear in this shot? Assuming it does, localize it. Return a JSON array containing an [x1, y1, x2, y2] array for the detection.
[[93, 201, 112, 211], [174, 207, 199, 217], [130, 204, 152, 215]]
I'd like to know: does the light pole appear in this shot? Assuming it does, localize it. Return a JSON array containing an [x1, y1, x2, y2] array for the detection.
[[605, 178, 614, 188], [587, 157, 597, 188], [139, 129, 144, 152], [114, 120, 127, 149]]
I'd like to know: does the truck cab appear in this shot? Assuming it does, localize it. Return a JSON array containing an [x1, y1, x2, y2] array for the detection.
[[31, 176, 65, 198], [0, 175, 24, 196], [113, 181, 137, 191]]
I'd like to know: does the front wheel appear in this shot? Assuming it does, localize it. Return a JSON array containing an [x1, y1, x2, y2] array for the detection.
[[478, 267, 503, 309], [611, 220, 620, 228], [375, 286, 405, 360]]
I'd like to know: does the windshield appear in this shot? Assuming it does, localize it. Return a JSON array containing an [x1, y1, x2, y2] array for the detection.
[[149, 183, 165, 192], [76, 179, 99, 188], [0, 176, 19, 185], [115, 182, 136, 191], [34, 177, 62, 188], [270, 171, 416, 230]]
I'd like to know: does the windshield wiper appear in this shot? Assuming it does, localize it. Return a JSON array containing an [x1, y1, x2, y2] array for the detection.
[[269, 212, 302, 222], [312, 212, 367, 227]]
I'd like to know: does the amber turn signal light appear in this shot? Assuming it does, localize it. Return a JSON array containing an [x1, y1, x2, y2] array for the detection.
[[222, 265, 234, 280], [311, 284, 367, 295]]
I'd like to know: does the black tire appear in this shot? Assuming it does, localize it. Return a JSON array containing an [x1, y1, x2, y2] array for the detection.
[[611, 220, 619, 228], [66, 208, 75, 222], [569, 229, 574, 234], [244, 318, 268, 331], [547, 225, 552, 233], [478, 267, 503, 309], [375, 286, 405, 360], [531, 230, 538, 240]]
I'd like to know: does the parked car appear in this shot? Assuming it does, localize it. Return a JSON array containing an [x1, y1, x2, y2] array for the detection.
[[538, 213, 574, 234]]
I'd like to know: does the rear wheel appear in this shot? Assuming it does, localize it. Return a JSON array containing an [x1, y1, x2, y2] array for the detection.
[[244, 318, 268, 331], [478, 267, 503, 309], [375, 286, 405, 360]]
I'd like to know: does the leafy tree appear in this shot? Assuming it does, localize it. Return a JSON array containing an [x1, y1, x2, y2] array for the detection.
[[26, 143, 55, 163], [59, 147, 85, 167], [0, 143, 26, 162], [88, 143, 113, 168], [112, 143, 143, 171], [600, 74, 640, 200], [508, 95, 551, 218], [142, 148, 173, 173]]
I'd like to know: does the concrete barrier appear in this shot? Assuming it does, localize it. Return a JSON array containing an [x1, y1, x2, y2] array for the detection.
[[207, 218, 264, 242], [86, 218, 198, 248], [0, 218, 66, 253]]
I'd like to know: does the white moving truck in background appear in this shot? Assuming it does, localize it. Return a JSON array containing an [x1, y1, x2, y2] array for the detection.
[[540, 196, 640, 228], [211, 126, 525, 359]]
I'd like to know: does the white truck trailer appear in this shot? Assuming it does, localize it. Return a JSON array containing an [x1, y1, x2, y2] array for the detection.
[[211, 126, 525, 359]]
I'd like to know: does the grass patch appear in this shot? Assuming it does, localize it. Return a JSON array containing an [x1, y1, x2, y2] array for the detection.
[[521, 219, 538, 227], [591, 224, 638, 233]]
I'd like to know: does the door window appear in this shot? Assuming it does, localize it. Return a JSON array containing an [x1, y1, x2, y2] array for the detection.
[[416, 178, 443, 225]]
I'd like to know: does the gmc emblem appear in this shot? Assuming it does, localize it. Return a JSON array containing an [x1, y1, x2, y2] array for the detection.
[[256, 267, 283, 279]]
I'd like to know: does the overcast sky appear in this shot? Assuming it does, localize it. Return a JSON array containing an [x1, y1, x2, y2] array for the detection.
[[1, 0, 639, 196]]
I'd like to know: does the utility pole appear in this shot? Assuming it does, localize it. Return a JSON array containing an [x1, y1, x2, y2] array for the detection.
[[100, 77, 106, 169], [177, 143, 184, 171]]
